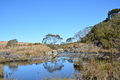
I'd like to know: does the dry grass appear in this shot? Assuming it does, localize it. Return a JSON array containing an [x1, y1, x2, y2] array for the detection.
[[0, 41, 52, 57], [60, 42, 119, 53], [61, 42, 86, 48], [0, 41, 7, 48], [73, 59, 120, 80], [0, 64, 3, 78]]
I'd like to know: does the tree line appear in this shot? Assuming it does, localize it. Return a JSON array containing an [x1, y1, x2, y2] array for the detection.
[[42, 26, 91, 45]]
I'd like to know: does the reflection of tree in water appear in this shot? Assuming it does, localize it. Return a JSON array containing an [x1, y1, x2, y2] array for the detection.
[[4, 64, 18, 80], [8, 64, 18, 71], [43, 60, 64, 73]]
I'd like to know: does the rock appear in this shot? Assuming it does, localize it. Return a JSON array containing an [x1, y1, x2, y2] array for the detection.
[[46, 50, 58, 59], [0, 52, 20, 59], [117, 57, 120, 61], [52, 50, 58, 56], [0, 52, 10, 56], [47, 51, 53, 55], [95, 53, 104, 60], [57, 49, 64, 53], [103, 56, 110, 60], [80, 53, 88, 58]]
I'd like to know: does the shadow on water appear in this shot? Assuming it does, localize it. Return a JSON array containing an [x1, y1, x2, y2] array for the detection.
[[2, 56, 80, 80]]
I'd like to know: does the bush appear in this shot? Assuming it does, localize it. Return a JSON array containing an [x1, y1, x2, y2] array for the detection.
[[6, 39, 18, 47], [82, 13, 120, 49]]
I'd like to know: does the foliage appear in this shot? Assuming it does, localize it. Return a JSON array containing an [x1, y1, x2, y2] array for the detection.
[[66, 37, 74, 43], [42, 34, 63, 44], [82, 9, 120, 50], [80, 61, 120, 80], [47, 44, 60, 49], [33, 43, 41, 45], [6, 39, 18, 47], [72, 57, 120, 80], [108, 8, 120, 19]]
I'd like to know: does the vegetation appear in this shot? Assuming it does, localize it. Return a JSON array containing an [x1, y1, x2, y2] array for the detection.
[[45, 58, 120, 80], [0, 41, 52, 57], [0, 65, 3, 78], [81, 9, 120, 50], [108, 8, 120, 19], [0, 8, 120, 80], [74, 26, 92, 42], [66, 37, 74, 43], [73, 58, 120, 80], [6, 39, 18, 47], [42, 34, 63, 44]]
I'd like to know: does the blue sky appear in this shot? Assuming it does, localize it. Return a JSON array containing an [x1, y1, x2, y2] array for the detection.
[[0, 0, 120, 42]]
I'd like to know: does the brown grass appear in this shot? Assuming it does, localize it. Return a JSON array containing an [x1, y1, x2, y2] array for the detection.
[[0, 64, 3, 78], [60, 42, 119, 53], [73, 59, 120, 80], [0, 41, 52, 57]]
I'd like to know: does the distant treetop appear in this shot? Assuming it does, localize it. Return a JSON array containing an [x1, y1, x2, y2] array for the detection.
[[108, 8, 120, 19], [42, 34, 63, 44]]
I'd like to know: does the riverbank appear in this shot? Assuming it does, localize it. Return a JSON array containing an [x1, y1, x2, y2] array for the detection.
[[0, 41, 120, 63], [0, 41, 53, 62], [59, 42, 119, 53], [0, 51, 120, 80], [48, 61, 120, 80], [0, 41, 52, 56]]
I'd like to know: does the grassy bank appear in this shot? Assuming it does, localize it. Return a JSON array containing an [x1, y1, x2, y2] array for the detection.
[[59, 42, 118, 53], [0, 41, 52, 57], [0, 64, 3, 79], [48, 60, 120, 80], [0, 41, 53, 64]]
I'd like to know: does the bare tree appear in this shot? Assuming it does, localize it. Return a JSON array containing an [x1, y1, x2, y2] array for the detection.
[[74, 26, 92, 42]]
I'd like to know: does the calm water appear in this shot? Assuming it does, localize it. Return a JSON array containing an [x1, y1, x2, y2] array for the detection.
[[3, 57, 79, 80]]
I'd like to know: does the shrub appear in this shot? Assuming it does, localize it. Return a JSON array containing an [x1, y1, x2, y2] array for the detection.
[[6, 39, 18, 47]]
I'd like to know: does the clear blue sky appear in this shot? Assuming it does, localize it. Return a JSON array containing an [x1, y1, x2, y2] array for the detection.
[[0, 0, 120, 42]]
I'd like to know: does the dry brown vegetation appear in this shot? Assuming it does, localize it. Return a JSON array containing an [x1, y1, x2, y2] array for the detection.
[[60, 42, 118, 53], [0, 41, 52, 57], [73, 59, 120, 80], [0, 64, 3, 79]]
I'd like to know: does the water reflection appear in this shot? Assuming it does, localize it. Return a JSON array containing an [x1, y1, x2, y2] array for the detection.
[[3, 57, 77, 80], [43, 61, 64, 72], [8, 65, 18, 71]]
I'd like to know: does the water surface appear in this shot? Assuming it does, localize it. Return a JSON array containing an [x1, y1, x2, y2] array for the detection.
[[3, 57, 78, 80]]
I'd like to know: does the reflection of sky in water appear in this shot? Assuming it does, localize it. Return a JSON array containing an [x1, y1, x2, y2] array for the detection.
[[3, 57, 76, 80]]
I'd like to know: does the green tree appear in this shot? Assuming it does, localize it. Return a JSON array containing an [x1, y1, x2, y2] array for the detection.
[[66, 37, 74, 43], [6, 39, 18, 47], [108, 8, 120, 19], [42, 34, 63, 44], [81, 9, 120, 63]]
